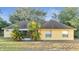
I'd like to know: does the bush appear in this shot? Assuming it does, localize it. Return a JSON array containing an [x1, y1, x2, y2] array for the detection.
[[11, 28, 23, 41], [75, 30, 79, 38]]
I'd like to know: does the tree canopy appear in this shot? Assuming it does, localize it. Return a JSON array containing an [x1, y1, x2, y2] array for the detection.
[[59, 7, 79, 38], [9, 8, 46, 24], [59, 7, 78, 26], [0, 17, 9, 29]]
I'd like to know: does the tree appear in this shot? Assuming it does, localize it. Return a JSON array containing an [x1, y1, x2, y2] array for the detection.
[[0, 17, 10, 36], [59, 7, 79, 38], [68, 16, 79, 28], [28, 21, 40, 41], [59, 7, 78, 25], [0, 17, 9, 28], [51, 12, 60, 22], [9, 8, 46, 24]]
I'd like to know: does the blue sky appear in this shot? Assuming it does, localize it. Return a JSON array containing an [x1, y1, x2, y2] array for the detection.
[[0, 7, 63, 23]]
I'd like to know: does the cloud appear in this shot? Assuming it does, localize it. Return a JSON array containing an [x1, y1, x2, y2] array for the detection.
[[0, 14, 10, 23]]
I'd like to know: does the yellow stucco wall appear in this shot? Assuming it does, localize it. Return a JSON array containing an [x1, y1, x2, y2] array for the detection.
[[4, 28, 74, 40], [38, 29, 74, 40]]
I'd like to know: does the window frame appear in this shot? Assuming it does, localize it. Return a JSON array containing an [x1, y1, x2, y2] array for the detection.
[[62, 31, 68, 38], [45, 31, 52, 38]]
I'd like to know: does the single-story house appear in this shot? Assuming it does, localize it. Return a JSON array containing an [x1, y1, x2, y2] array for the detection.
[[4, 20, 75, 40]]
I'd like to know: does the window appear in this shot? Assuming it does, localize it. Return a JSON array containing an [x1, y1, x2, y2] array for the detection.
[[45, 32, 52, 38], [62, 31, 68, 38], [6, 29, 9, 31]]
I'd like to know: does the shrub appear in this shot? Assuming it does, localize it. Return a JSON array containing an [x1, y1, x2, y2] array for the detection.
[[11, 27, 23, 41], [75, 30, 79, 38]]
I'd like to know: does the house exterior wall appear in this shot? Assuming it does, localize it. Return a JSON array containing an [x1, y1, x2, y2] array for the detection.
[[38, 29, 74, 40], [4, 29, 29, 38], [4, 29, 13, 37], [4, 29, 74, 40]]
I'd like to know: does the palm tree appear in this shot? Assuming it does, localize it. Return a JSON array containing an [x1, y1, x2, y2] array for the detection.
[[28, 21, 40, 41]]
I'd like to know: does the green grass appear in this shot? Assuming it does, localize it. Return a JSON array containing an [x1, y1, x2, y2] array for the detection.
[[0, 36, 79, 51], [0, 37, 33, 51], [0, 37, 48, 51]]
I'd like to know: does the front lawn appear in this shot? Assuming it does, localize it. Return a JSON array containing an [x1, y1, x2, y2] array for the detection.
[[0, 37, 79, 51], [0, 37, 32, 51]]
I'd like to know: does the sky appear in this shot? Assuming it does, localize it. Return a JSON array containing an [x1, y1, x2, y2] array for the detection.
[[0, 7, 63, 23]]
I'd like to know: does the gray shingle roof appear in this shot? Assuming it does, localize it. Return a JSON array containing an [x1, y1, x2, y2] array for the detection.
[[5, 20, 74, 29], [41, 20, 74, 29], [18, 21, 27, 29], [5, 21, 27, 29]]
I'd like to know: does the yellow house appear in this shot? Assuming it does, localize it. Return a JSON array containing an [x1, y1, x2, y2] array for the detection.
[[38, 20, 75, 40], [4, 20, 75, 40]]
